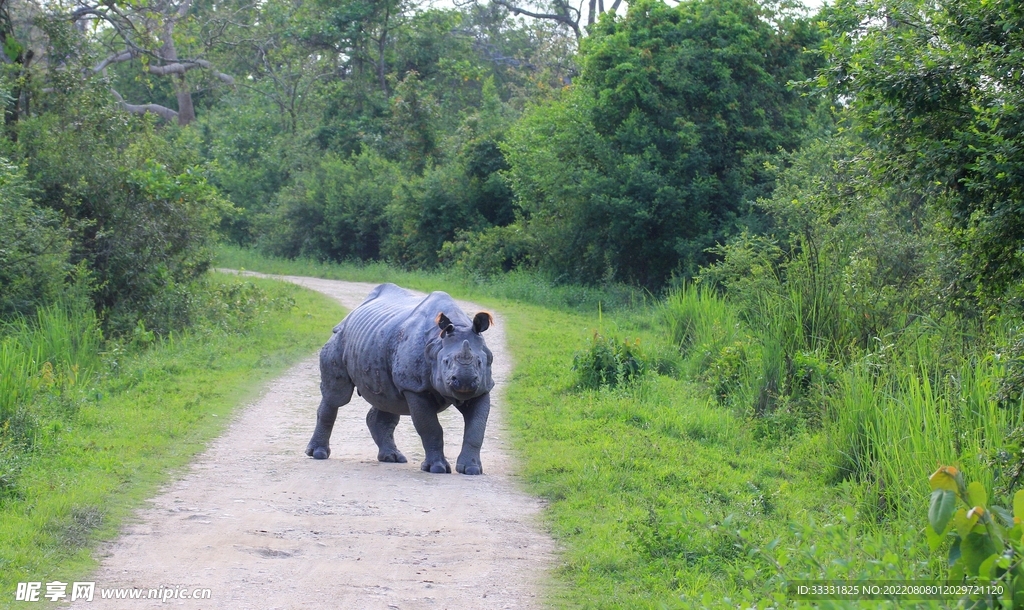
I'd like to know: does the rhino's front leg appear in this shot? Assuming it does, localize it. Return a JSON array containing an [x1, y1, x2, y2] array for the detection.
[[455, 394, 490, 475], [405, 391, 450, 474]]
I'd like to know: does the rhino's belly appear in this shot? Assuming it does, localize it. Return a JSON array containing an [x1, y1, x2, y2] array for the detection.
[[356, 382, 411, 415]]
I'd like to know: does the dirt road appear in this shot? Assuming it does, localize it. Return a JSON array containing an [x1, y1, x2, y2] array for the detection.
[[76, 273, 555, 609]]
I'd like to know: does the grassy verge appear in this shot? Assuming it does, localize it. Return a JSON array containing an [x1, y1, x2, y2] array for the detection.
[[0, 274, 343, 605], [501, 304, 924, 608]]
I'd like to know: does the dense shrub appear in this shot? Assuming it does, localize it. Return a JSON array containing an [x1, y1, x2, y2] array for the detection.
[[265, 151, 401, 262], [384, 160, 491, 268], [14, 100, 232, 334], [0, 160, 74, 319], [823, 0, 1024, 308], [573, 332, 648, 389], [439, 225, 535, 277]]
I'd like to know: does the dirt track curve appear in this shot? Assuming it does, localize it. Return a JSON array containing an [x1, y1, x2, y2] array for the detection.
[[75, 272, 555, 609]]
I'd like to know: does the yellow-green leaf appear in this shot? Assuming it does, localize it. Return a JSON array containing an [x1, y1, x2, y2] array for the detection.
[[926, 524, 945, 552], [1014, 490, 1024, 521], [967, 482, 988, 508], [929, 466, 960, 492], [961, 533, 998, 576], [979, 553, 998, 579], [954, 508, 978, 539]]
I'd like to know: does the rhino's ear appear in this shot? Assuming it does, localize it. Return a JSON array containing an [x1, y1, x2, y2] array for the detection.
[[473, 312, 494, 334], [436, 312, 455, 337]]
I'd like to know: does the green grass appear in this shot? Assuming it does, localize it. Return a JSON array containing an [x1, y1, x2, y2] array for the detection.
[[504, 304, 860, 608], [0, 274, 344, 605], [0, 303, 103, 441]]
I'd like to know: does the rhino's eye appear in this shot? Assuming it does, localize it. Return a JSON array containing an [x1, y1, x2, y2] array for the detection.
[[443, 357, 450, 365]]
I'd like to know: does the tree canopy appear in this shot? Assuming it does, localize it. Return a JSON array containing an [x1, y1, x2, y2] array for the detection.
[[4, 0, 1024, 330], [501, 0, 822, 286]]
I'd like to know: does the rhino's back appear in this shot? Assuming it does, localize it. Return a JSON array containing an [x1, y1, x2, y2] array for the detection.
[[334, 284, 464, 412]]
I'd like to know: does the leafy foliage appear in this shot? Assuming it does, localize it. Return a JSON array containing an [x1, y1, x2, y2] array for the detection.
[[927, 467, 1024, 605], [822, 0, 1024, 307], [266, 150, 401, 261], [15, 103, 232, 333], [0, 160, 73, 318], [502, 0, 822, 287], [572, 331, 648, 388]]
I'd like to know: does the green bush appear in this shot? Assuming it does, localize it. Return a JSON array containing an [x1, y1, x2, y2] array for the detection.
[[15, 95, 232, 335], [264, 150, 400, 262], [196, 280, 297, 334], [572, 332, 648, 389], [0, 159, 73, 319], [439, 225, 535, 277], [927, 466, 1024, 606], [384, 160, 489, 268]]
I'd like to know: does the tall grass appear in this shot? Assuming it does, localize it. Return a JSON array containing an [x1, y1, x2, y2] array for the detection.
[[661, 284, 744, 374], [0, 303, 102, 440], [663, 279, 1024, 521], [832, 322, 1023, 518]]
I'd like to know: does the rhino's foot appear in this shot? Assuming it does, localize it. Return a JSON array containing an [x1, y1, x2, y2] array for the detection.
[[305, 441, 330, 460], [377, 449, 407, 463], [421, 458, 451, 474], [456, 461, 483, 475]]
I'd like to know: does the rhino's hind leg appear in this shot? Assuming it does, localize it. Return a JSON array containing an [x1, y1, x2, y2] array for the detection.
[[366, 407, 407, 463], [305, 346, 354, 460]]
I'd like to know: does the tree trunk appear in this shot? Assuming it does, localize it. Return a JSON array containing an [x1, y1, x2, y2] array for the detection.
[[175, 75, 196, 125], [161, 19, 196, 125], [377, 3, 390, 95]]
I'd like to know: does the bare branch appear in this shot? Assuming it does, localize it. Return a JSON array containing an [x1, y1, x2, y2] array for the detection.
[[92, 50, 133, 74], [146, 59, 235, 84], [110, 89, 178, 122], [491, 0, 581, 39], [70, 5, 101, 21], [175, 0, 193, 19]]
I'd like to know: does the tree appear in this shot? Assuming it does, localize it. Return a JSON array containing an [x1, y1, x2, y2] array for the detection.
[[503, 0, 822, 287], [485, 0, 626, 41], [821, 0, 1024, 307], [52, 0, 237, 124]]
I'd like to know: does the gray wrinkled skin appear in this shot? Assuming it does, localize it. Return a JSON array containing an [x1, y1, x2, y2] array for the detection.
[[305, 283, 494, 475]]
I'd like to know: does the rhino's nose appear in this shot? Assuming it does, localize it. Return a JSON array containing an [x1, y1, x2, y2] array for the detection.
[[449, 376, 480, 394]]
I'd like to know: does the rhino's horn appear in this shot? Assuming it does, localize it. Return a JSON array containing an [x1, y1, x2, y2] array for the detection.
[[458, 339, 473, 362]]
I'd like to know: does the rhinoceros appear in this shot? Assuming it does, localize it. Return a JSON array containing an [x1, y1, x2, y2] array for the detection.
[[305, 283, 494, 475]]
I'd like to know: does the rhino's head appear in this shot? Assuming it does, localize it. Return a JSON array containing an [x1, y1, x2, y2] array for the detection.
[[429, 311, 494, 400]]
